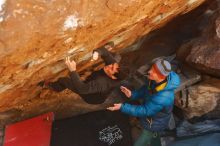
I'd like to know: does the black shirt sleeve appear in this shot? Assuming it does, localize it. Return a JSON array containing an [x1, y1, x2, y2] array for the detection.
[[68, 71, 111, 95], [93, 47, 116, 65]]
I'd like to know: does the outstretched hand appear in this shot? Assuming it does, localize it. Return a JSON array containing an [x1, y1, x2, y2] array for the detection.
[[65, 56, 76, 72], [107, 103, 122, 111], [120, 86, 131, 98]]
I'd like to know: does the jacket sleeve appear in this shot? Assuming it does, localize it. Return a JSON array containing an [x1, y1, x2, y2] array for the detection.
[[69, 71, 107, 94], [120, 100, 164, 117], [130, 85, 147, 100], [94, 47, 116, 65]]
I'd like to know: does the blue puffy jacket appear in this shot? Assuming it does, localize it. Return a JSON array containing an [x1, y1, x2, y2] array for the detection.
[[120, 71, 180, 132]]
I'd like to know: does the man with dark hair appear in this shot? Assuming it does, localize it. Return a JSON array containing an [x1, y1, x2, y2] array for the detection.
[[107, 59, 180, 146], [39, 42, 124, 104]]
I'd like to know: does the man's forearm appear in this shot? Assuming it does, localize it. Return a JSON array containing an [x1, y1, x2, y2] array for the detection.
[[94, 47, 117, 65]]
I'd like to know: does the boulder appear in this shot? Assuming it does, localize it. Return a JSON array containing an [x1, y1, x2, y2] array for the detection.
[[0, 0, 207, 125], [175, 77, 220, 119], [177, 0, 220, 77]]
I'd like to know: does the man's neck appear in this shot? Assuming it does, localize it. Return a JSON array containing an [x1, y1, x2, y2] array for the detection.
[[103, 67, 117, 80], [155, 78, 166, 83]]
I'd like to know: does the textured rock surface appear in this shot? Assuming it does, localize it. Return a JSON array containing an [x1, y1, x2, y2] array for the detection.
[[0, 0, 206, 125], [177, 0, 220, 77], [175, 77, 220, 119]]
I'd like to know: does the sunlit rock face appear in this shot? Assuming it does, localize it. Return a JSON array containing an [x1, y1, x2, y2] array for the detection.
[[177, 0, 220, 77], [0, 0, 206, 124]]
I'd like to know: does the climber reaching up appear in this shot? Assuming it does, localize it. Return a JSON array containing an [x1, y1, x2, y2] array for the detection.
[[38, 42, 125, 104]]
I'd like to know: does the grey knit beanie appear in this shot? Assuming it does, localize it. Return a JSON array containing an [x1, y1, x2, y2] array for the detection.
[[154, 59, 172, 76]]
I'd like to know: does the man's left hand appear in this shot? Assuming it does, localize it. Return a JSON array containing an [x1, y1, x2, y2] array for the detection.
[[92, 51, 99, 61], [107, 103, 122, 111], [65, 56, 76, 72]]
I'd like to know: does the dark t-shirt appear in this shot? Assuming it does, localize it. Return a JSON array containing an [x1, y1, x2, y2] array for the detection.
[[69, 69, 121, 104]]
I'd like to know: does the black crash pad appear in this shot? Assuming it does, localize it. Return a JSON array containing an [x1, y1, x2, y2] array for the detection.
[[50, 110, 132, 146]]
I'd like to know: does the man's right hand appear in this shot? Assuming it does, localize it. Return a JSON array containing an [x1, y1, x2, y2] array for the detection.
[[120, 86, 131, 98], [65, 56, 76, 72]]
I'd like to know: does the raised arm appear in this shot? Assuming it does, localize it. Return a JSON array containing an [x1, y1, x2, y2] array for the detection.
[[130, 85, 147, 100], [65, 56, 109, 94], [69, 71, 108, 94], [92, 42, 121, 65]]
